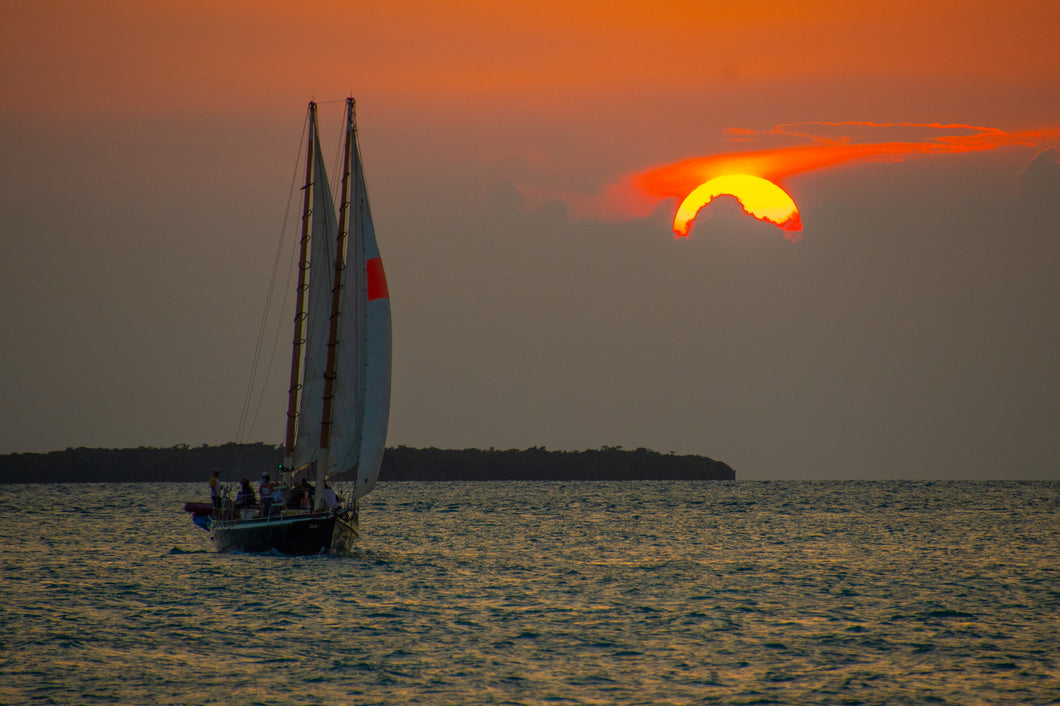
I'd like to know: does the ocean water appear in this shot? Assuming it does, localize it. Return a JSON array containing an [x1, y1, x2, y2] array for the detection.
[[0, 481, 1057, 705]]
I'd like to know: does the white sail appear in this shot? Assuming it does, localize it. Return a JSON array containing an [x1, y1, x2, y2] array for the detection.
[[292, 112, 338, 473], [330, 100, 392, 498]]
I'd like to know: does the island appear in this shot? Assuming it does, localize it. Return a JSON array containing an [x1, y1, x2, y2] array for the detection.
[[0, 444, 735, 483]]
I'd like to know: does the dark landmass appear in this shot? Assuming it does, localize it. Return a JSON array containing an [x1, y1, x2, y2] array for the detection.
[[0, 444, 734, 483], [359, 445, 734, 482]]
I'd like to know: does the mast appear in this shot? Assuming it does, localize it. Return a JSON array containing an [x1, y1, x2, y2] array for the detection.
[[315, 98, 355, 508], [282, 102, 318, 472]]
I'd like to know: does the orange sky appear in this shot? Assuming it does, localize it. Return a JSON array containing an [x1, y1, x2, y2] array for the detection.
[[4, 0, 1059, 122], [5, 1, 1057, 207]]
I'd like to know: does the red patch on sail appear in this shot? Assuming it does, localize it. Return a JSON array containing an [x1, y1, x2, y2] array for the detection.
[[367, 257, 389, 301]]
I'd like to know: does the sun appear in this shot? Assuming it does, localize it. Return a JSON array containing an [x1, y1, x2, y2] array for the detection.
[[673, 174, 802, 239]]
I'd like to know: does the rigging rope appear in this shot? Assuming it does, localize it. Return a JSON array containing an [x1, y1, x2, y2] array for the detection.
[[235, 110, 311, 444]]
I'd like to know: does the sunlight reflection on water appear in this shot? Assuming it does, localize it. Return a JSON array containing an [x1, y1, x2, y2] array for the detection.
[[1, 481, 1058, 704]]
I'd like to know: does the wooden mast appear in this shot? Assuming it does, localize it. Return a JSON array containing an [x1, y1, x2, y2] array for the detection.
[[315, 98, 354, 508], [282, 102, 318, 474]]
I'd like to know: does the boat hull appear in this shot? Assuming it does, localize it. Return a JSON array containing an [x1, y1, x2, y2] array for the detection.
[[210, 511, 357, 555]]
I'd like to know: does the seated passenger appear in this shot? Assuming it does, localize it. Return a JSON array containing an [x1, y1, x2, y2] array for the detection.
[[322, 484, 340, 511], [235, 478, 257, 509], [290, 479, 315, 510]]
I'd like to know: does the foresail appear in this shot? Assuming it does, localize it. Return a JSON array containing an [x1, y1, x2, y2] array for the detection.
[[355, 184, 392, 497], [330, 103, 391, 498], [292, 121, 338, 473]]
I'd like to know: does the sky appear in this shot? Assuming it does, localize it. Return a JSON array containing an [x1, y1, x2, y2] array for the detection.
[[2, 0, 1058, 479]]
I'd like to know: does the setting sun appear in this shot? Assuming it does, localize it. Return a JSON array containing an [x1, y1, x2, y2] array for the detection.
[[673, 174, 802, 239]]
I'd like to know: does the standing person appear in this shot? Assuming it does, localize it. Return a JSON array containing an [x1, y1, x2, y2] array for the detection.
[[209, 469, 221, 508], [259, 472, 274, 516], [271, 481, 285, 511], [294, 479, 314, 510]]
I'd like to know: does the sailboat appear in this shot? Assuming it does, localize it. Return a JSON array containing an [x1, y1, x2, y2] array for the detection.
[[186, 98, 391, 554]]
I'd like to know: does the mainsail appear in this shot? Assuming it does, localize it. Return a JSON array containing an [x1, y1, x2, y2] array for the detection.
[[289, 99, 391, 501], [292, 107, 340, 472]]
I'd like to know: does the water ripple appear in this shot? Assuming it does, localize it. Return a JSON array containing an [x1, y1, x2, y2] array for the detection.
[[0, 481, 1058, 703]]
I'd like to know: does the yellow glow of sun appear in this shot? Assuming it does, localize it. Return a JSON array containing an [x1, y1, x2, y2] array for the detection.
[[673, 174, 802, 238]]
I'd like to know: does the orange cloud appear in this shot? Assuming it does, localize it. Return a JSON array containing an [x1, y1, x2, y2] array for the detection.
[[573, 123, 1060, 224]]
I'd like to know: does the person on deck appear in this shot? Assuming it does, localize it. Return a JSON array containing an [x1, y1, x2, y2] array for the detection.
[[303, 479, 317, 510], [290, 479, 315, 510], [235, 478, 257, 509], [209, 469, 221, 508], [259, 473, 274, 516], [322, 483, 340, 512], [324, 484, 341, 511]]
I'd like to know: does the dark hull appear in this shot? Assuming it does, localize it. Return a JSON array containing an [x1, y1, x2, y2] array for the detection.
[[211, 511, 357, 555]]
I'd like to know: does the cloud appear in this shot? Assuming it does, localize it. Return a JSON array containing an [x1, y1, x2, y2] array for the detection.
[[561, 122, 1060, 226]]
